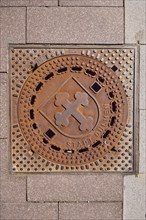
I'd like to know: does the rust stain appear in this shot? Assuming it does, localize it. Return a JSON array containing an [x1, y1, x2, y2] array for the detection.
[[11, 48, 134, 172]]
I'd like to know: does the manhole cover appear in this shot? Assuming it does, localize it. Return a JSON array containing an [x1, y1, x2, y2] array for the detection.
[[10, 47, 135, 172]]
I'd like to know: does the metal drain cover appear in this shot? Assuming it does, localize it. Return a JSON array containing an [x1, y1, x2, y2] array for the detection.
[[10, 47, 134, 172]]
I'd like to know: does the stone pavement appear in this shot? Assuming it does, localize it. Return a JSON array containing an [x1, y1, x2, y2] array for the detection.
[[0, 0, 146, 220]]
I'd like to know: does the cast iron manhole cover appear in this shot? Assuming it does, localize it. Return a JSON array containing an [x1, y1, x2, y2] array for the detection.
[[10, 47, 134, 172]]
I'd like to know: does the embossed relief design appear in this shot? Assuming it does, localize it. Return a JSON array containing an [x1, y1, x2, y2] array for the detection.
[[11, 48, 134, 172]]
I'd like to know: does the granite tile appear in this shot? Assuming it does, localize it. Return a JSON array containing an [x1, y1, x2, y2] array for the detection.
[[0, 7, 25, 72], [1, 203, 58, 220], [0, 139, 9, 175], [139, 110, 146, 173], [140, 45, 146, 110], [59, 0, 123, 6], [1, 176, 27, 203], [0, 0, 58, 6], [27, 174, 123, 202], [125, 0, 146, 44], [27, 7, 124, 44], [123, 174, 146, 220], [59, 202, 122, 220], [0, 73, 8, 138]]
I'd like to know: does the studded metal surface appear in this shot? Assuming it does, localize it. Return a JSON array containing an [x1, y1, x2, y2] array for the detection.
[[10, 48, 134, 172]]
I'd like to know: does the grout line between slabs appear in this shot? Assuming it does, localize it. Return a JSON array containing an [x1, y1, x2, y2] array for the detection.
[[122, 175, 124, 220], [25, 7, 27, 44], [9, 43, 133, 46], [0, 5, 124, 8], [137, 43, 141, 174], [58, 202, 60, 220], [26, 177, 28, 201], [27, 200, 123, 204], [123, 0, 125, 44], [57, 6, 124, 8]]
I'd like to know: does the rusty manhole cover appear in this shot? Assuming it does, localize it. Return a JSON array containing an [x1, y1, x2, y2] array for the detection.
[[10, 48, 134, 172]]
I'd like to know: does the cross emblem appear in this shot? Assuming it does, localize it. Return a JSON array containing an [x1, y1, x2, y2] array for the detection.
[[54, 92, 93, 131]]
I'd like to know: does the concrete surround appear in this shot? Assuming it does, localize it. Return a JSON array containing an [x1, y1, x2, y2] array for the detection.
[[0, 0, 146, 219]]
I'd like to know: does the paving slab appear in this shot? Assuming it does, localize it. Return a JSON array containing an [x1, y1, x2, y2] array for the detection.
[[59, 0, 123, 6], [125, 0, 146, 44], [0, 139, 9, 175], [123, 174, 146, 220], [139, 110, 146, 173], [0, 73, 8, 138], [27, 174, 123, 202], [1, 203, 58, 220], [140, 45, 146, 110], [59, 202, 122, 220], [0, 0, 58, 6], [0, 139, 27, 202], [0, 7, 25, 72], [1, 176, 27, 203], [27, 7, 124, 44]]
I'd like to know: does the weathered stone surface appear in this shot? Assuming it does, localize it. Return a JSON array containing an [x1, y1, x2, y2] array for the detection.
[[1, 176, 27, 203], [60, 0, 123, 6], [0, 139, 27, 202], [0, 73, 8, 138], [1, 203, 58, 220], [140, 45, 146, 110], [125, 0, 146, 44], [0, 7, 25, 72], [59, 202, 122, 220], [27, 7, 124, 44], [27, 174, 123, 201], [139, 110, 146, 173], [0, 0, 58, 6], [0, 139, 9, 175], [123, 174, 146, 220]]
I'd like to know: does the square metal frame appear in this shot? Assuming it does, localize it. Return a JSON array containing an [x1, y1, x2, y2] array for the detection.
[[9, 45, 139, 174]]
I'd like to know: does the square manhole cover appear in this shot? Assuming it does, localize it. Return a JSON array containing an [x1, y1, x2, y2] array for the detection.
[[10, 47, 135, 173]]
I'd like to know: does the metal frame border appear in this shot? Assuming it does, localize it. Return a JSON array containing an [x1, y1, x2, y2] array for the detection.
[[8, 44, 139, 175]]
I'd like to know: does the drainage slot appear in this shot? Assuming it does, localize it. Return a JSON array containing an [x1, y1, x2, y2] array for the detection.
[[111, 65, 118, 72], [17, 134, 22, 138], [51, 145, 60, 151], [103, 130, 111, 138], [58, 67, 67, 73], [45, 129, 56, 139], [92, 141, 101, 148], [79, 148, 88, 153], [98, 76, 104, 83], [31, 95, 36, 105], [90, 82, 101, 93], [111, 147, 117, 152], [112, 101, 117, 112], [72, 66, 82, 71], [30, 109, 34, 119], [43, 138, 49, 144], [32, 123, 37, 129], [64, 149, 74, 154], [85, 69, 96, 77], [13, 94, 18, 97], [32, 63, 38, 72], [45, 72, 54, 80], [109, 91, 114, 99], [110, 116, 116, 126], [16, 84, 21, 88], [36, 82, 43, 91]]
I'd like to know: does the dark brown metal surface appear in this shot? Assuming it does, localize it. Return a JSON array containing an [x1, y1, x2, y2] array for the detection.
[[11, 48, 134, 172]]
